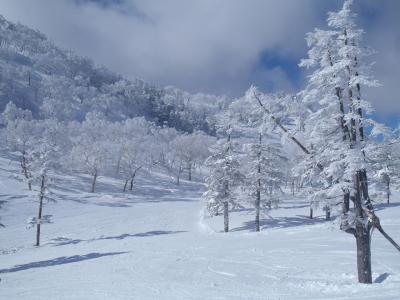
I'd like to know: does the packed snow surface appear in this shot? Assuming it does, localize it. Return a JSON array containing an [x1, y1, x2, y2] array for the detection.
[[1, 156, 399, 300]]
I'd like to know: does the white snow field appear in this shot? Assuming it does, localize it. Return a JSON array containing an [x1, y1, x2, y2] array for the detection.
[[1, 156, 399, 300]]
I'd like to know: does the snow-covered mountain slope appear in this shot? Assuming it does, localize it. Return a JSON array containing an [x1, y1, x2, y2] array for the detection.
[[1, 155, 399, 300], [0, 14, 228, 134]]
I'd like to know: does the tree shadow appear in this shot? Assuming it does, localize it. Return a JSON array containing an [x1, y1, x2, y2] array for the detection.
[[231, 215, 328, 232], [374, 202, 400, 212], [374, 272, 390, 283], [50, 230, 186, 247], [97, 230, 186, 241], [49, 237, 85, 246], [0, 252, 128, 273], [280, 204, 310, 210], [53, 181, 198, 208]]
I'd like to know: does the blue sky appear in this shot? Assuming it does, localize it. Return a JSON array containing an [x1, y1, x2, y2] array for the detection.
[[0, 0, 399, 127]]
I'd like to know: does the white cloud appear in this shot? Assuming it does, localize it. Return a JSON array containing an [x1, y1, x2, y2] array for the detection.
[[0, 0, 398, 119], [0, 0, 328, 92]]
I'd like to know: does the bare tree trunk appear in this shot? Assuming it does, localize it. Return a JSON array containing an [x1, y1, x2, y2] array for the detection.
[[255, 186, 260, 232], [176, 167, 182, 185], [291, 179, 295, 196], [35, 175, 45, 246], [129, 166, 142, 191], [343, 192, 350, 214], [123, 179, 128, 192], [21, 152, 32, 191], [91, 171, 97, 193], [353, 172, 372, 284], [115, 155, 122, 176], [223, 201, 229, 232], [325, 206, 331, 220], [255, 133, 261, 232], [385, 176, 390, 204], [188, 163, 192, 181], [309, 206, 313, 219]]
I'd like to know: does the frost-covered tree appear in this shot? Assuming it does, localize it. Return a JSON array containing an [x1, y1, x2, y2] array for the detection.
[[1, 101, 32, 125], [116, 118, 154, 191], [228, 88, 293, 229], [152, 127, 184, 184], [369, 136, 400, 204], [172, 131, 214, 181], [4, 116, 38, 190], [70, 112, 111, 192], [204, 127, 244, 232], [243, 133, 287, 231], [25, 119, 61, 246], [299, 0, 395, 283]]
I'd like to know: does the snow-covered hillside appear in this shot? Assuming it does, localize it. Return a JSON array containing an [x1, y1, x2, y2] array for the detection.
[[0, 14, 228, 134], [1, 155, 399, 300]]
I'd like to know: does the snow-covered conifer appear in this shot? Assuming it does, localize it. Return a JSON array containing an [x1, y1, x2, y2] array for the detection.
[[26, 119, 62, 246], [204, 127, 244, 232], [243, 133, 287, 231], [299, 0, 391, 283]]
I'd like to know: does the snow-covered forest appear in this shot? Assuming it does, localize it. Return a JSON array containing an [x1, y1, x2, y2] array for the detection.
[[1, 0, 400, 299]]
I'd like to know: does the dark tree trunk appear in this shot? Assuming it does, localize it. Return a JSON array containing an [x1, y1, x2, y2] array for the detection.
[[309, 207, 313, 219], [291, 179, 295, 196], [91, 171, 97, 193], [355, 223, 372, 283], [123, 179, 128, 192], [223, 201, 229, 232], [176, 167, 182, 185], [129, 166, 142, 191], [115, 155, 122, 176], [21, 152, 32, 191], [353, 171, 372, 284], [325, 206, 331, 220], [255, 182, 261, 232], [35, 175, 45, 247], [385, 176, 390, 204], [188, 163, 192, 181], [255, 133, 261, 232], [343, 192, 350, 214]]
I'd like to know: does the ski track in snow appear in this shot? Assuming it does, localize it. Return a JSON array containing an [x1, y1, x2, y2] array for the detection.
[[0, 157, 399, 299], [207, 265, 237, 277]]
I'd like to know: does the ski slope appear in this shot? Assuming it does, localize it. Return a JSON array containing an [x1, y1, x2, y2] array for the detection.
[[1, 156, 399, 300]]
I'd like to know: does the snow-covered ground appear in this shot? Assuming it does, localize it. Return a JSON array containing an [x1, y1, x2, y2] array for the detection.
[[1, 156, 399, 300]]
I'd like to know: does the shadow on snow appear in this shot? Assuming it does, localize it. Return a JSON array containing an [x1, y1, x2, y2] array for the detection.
[[0, 252, 128, 273], [49, 230, 186, 247], [374, 272, 390, 283], [231, 215, 328, 232]]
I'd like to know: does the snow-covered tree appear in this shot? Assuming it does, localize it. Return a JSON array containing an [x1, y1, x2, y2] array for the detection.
[[369, 136, 400, 204], [152, 127, 184, 184], [4, 117, 39, 190], [1, 101, 32, 125], [299, 0, 393, 283], [25, 119, 62, 246], [243, 133, 287, 231], [70, 112, 111, 192], [204, 127, 244, 232], [116, 118, 154, 191], [172, 131, 214, 181]]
